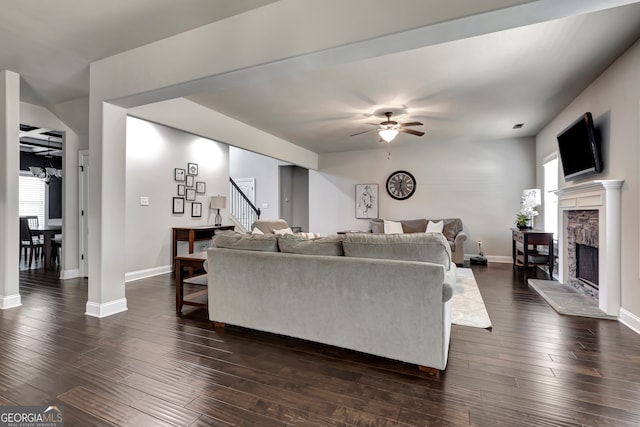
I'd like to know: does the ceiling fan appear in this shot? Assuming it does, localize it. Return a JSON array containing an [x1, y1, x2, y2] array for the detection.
[[350, 112, 424, 143]]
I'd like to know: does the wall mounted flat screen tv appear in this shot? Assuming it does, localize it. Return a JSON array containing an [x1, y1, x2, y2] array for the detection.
[[556, 112, 602, 181]]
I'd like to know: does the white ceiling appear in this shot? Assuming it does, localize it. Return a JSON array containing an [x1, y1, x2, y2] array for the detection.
[[2, 0, 640, 154]]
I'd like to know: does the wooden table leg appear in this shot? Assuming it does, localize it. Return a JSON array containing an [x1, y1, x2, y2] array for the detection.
[[172, 229, 177, 272], [43, 231, 52, 270], [175, 259, 183, 314]]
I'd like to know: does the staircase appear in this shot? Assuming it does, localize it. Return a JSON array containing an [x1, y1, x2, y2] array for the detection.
[[229, 178, 261, 231]]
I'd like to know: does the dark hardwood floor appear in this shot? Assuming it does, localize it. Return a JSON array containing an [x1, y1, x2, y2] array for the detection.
[[2, 263, 640, 426]]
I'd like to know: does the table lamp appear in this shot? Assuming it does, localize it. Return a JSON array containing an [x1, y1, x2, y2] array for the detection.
[[210, 196, 226, 226]]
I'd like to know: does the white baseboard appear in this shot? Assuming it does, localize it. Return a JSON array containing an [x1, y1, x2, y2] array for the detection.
[[620, 308, 640, 336], [59, 269, 81, 280], [0, 294, 21, 309], [125, 265, 172, 283], [85, 298, 128, 318], [486, 255, 512, 264]]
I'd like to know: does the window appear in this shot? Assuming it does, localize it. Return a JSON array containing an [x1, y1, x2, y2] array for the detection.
[[543, 156, 559, 238], [19, 174, 45, 226]]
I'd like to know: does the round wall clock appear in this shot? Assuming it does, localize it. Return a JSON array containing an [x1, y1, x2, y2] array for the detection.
[[386, 170, 416, 200]]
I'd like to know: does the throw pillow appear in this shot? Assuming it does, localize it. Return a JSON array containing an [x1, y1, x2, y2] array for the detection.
[[273, 227, 294, 235], [297, 232, 322, 239], [383, 220, 404, 234], [426, 220, 444, 233], [251, 227, 264, 235]]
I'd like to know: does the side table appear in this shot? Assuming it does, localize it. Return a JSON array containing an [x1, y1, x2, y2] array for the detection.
[[175, 251, 208, 314], [171, 225, 234, 271], [511, 228, 554, 279]]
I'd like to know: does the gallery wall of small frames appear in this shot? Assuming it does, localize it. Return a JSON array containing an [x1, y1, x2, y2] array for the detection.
[[173, 162, 206, 218]]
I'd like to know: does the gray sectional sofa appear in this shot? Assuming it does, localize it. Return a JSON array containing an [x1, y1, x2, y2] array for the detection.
[[370, 218, 467, 266], [207, 230, 455, 371]]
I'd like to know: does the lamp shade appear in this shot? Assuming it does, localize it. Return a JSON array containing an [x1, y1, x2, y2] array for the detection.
[[210, 196, 226, 209], [522, 189, 541, 207]]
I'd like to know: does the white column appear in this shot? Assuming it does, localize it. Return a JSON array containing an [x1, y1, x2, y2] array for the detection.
[[600, 180, 622, 315], [86, 101, 128, 317], [0, 70, 21, 309]]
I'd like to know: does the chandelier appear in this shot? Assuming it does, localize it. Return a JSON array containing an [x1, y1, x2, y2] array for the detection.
[[29, 138, 62, 184]]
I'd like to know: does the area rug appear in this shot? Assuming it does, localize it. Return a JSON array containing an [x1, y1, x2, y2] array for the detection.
[[528, 279, 617, 320], [451, 268, 492, 329]]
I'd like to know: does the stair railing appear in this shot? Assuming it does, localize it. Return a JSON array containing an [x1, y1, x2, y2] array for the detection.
[[229, 178, 261, 230]]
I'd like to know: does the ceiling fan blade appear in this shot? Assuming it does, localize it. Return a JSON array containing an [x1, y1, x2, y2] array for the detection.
[[400, 121, 423, 127], [350, 129, 374, 137], [399, 128, 425, 137]]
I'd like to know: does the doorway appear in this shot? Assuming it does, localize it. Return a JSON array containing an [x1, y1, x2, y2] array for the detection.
[[279, 165, 309, 232]]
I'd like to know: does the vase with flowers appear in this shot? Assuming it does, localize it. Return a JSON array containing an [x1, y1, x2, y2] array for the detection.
[[516, 189, 541, 229]]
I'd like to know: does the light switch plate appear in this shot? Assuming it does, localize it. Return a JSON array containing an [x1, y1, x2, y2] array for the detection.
[[140, 196, 149, 206]]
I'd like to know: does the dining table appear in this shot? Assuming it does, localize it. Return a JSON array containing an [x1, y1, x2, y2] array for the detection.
[[30, 225, 62, 270]]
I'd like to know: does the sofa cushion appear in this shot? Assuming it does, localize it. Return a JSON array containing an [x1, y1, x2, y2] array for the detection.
[[278, 234, 344, 256], [273, 227, 294, 235], [428, 218, 463, 242], [370, 218, 428, 234], [250, 219, 290, 234], [370, 219, 385, 234], [426, 220, 444, 233], [383, 220, 404, 234], [343, 232, 452, 269], [212, 230, 279, 252], [401, 219, 428, 233]]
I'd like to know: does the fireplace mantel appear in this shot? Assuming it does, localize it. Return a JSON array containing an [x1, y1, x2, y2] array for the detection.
[[554, 179, 623, 316]]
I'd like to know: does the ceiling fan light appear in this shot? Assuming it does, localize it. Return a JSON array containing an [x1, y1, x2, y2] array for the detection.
[[378, 128, 399, 143]]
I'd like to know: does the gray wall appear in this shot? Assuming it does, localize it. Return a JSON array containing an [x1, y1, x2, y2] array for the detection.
[[535, 38, 640, 327], [125, 117, 229, 277], [309, 137, 536, 259]]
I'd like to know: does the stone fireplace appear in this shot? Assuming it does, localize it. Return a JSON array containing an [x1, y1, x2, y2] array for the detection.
[[566, 210, 599, 297], [555, 180, 623, 316]]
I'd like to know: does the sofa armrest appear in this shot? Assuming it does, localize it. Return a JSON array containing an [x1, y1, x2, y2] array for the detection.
[[442, 264, 456, 302], [452, 231, 467, 265]]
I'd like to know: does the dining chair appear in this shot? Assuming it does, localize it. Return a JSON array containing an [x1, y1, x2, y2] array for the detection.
[[22, 215, 44, 259], [51, 234, 62, 265], [20, 217, 44, 267]]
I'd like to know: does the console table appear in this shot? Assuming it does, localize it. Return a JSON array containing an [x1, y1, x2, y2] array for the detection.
[[171, 225, 234, 271], [511, 228, 554, 279]]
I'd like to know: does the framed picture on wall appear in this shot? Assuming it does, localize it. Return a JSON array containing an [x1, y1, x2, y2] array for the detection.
[[188, 163, 198, 176], [172, 197, 185, 214], [196, 181, 206, 194], [186, 188, 196, 201], [191, 202, 202, 218], [177, 184, 185, 196], [355, 184, 378, 219], [186, 175, 194, 187], [174, 168, 185, 182]]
